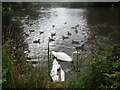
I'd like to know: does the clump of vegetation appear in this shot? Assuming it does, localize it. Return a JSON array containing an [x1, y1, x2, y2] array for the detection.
[[64, 38, 120, 88], [2, 3, 52, 88], [2, 28, 51, 88]]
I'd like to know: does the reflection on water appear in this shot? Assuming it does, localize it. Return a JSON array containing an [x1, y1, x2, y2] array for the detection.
[[22, 8, 89, 61], [18, 7, 119, 80], [20, 8, 90, 80]]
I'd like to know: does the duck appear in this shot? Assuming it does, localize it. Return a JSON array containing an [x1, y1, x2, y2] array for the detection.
[[51, 33, 56, 38], [67, 31, 71, 36], [72, 40, 79, 44], [75, 29, 78, 33], [62, 36, 69, 40], [82, 32, 87, 35], [75, 45, 84, 50], [33, 39, 40, 43], [71, 26, 76, 29], [49, 37, 55, 42], [26, 22, 29, 24], [40, 31, 44, 35], [29, 29, 35, 33], [64, 22, 67, 24], [76, 24, 79, 27], [24, 33, 29, 37], [52, 25, 55, 28], [30, 23, 33, 26]]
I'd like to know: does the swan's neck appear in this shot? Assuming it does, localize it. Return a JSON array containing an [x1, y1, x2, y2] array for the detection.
[[71, 52, 74, 60], [71, 51, 79, 60]]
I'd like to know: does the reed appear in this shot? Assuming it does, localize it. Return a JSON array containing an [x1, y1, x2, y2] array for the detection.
[[48, 41, 50, 75]]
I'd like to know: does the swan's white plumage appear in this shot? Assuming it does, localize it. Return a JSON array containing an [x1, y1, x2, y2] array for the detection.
[[50, 51, 80, 81], [50, 59, 65, 82], [60, 68, 65, 81], [51, 51, 72, 61]]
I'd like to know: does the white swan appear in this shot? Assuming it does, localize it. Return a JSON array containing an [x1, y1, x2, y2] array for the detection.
[[50, 59, 65, 82], [51, 51, 80, 62]]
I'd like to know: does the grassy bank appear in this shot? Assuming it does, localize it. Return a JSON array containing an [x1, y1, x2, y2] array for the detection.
[[64, 41, 120, 88]]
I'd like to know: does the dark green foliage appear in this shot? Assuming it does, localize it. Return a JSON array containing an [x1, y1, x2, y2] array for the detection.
[[64, 41, 120, 88]]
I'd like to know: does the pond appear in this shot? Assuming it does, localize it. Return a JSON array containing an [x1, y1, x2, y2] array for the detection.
[[9, 6, 119, 80]]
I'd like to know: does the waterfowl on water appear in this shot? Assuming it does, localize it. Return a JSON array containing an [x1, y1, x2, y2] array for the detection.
[[52, 25, 55, 28], [30, 23, 33, 26], [75, 45, 84, 50], [40, 31, 44, 35], [75, 29, 78, 33], [64, 22, 67, 24], [76, 24, 79, 27], [50, 59, 65, 82], [51, 51, 80, 62], [29, 29, 35, 33], [67, 31, 71, 36], [72, 40, 79, 44], [33, 39, 40, 43], [62, 36, 69, 40], [24, 33, 29, 37], [49, 37, 55, 42], [51, 33, 56, 38], [71, 26, 77, 29]]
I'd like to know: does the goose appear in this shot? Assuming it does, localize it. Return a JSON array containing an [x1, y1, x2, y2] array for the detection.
[[51, 51, 80, 62], [67, 31, 71, 36], [52, 25, 55, 28], [40, 31, 44, 35], [29, 30, 34, 33], [33, 39, 40, 43], [72, 40, 79, 44], [62, 36, 69, 40], [50, 59, 65, 82], [49, 37, 55, 42]]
